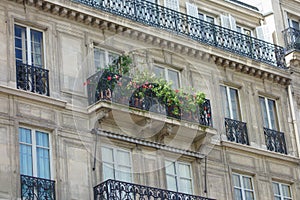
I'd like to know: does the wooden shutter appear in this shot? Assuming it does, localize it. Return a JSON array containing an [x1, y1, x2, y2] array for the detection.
[[164, 0, 179, 11], [256, 25, 273, 43], [186, 2, 198, 18], [220, 14, 236, 31]]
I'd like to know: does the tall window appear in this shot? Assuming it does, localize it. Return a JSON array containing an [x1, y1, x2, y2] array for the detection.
[[220, 86, 241, 120], [165, 160, 193, 194], [232, 173, 255, 200], [94, 48, 119, 71], [14, 24, 44, 67], [19, 127, 51, 179], [153, 66, 180, 89], [101, 146, 132, 182], [272, 182, 292, 200], [259, 97, 278, 130]]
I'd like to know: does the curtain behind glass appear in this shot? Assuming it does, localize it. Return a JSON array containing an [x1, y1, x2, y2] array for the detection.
[[19, 128, 33, 176], [30, 30, 43, 67], [259, 97, 269, 128], [36, 131, 50, 179]]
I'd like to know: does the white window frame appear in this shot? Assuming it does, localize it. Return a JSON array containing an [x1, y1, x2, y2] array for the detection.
[[14, 23, 46, 68], [259, 96, 279, 130], [153, 65, 181, 88], [232, 173, 255, 200], [165, 160, 193, 194], [93, 47, 120, 71], [19, 127, 52, 179], [220, 85, 241, 120], [101, 146, 133, 182], [272, 182, 293, 200]]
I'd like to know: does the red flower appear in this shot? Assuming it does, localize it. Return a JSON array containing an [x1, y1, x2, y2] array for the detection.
[[107, 76, 112, 81], [175, 89, 179, 93]]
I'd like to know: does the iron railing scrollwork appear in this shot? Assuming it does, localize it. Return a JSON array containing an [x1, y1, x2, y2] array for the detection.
[[20, 174, 56, 200], [87, 70, 212, 127], [73, 0, 287, 69], [94, 179, 215, 200], [16, 63, 50, 96], [283, 27, 300, 52], [225, 118, 249, 145], [263, 127, 287, 154]]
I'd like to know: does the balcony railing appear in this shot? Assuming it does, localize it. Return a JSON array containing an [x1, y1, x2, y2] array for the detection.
[[87, 70, 212, 127], [225, 118, 249, 145], [263, 127, 287, 154], [16, 63, 50, 96], [94, 179, 215, 200], [73, 0, 286, 69], [283, 27, 300, 52], [21, 175, 56, 200]]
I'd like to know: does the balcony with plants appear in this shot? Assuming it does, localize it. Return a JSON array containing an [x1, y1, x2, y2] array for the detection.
[[86, 55, 212, 128]]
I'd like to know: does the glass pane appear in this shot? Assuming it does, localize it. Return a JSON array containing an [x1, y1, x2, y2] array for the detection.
[[20, 144, 33, 176], [179, 178, 192, 194], [234, 188, 243, 200], [292, 20, 300, 30], [14, 25, 27, 64], [117, 150, 131, 166], [274, 197, 281, 200], [199, 13, 204, 21], [230, 88, 240, 120], [19, 128, 32, 144], [165, 161, 175, 175], [272, 182, 280, 195], [245, 191, 254, 200], [206, 16, 214, 24], [268, 99, 278, 130], [168, 69, 180, 89], [282, 185, 291, 197], [243, 177, 253, 189], [37, 147, 50, 179], [153, 66, 165, 79], [259, 97, 269, 128], [36, 131, 49, 148], [101, 147, 114, 163], [166, 175, 177, 191], [178, 163, 191, 178], [116, 166, 132, 182], [108, 52, 119, 65], [232, 174, 241, 187], [220, 86, 230, 118], [103, 163, 114, 180], [30, 29, 43, 67], [94, 48, 106, 70]]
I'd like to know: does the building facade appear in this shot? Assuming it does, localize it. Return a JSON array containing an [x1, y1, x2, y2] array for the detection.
[[0, 0, 300, 199]]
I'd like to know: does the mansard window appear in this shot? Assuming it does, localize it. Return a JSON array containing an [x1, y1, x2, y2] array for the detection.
[[101, 146, 132, 182], [153, 65, 180, 89], [19, 127, 51, 179], [272, 182, 293, 200], [165, 160, 193, 194], [232, 173, 255, 200], [220, 86, 241, 120], [259, 96, 278, 130], [94, 48, 119, 71]]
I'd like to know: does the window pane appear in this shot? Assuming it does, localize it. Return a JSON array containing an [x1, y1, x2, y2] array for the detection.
[[178, 163, 191, 178], [230, 88, 240, 120], [245, 191, 254, 200], [103, 163, 114, 180], [94, 48, 106, 70], [108, 52, 119, 65], [243, 177, 253, 190], [36, 131, 49, 148], [282, 185, 291, 197], [168, 69, 179, 89], [179, 178, 192, 194], [199, 13, 204, 20], [268, 99, 278, 130], [37, 147, 50, 179], [220, 86, 230, 118], [165, 161, 176, 175], [14, 25, 27, 64], [206, 16, 214, 24], [30, 29, 43, 67], [234, 188, 243, 200], [272, 182, 280, 195], [116, 166, 132, 182], [232, 174, 241, 187], [117, 150, 130, 166], [19, 128, 32, 144], [102, 147, 114, 163], [259, 97, 269, 128], [20, 144, 33, 176], [166, 174, 177, 191], [153, 66, 165, 79]]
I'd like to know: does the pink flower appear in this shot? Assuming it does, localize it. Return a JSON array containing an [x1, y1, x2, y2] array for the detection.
[[107, 76, 112, 81], [175, 89, 179, 93]]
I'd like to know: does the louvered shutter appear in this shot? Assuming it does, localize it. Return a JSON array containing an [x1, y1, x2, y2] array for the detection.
[[256, 25, 273, 43], [220, 14, 236, 31], [164, 0, 179, 11], [186, 2, 198, 18]]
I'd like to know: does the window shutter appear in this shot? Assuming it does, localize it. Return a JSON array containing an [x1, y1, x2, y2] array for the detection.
[[164, 0, 179, 11], [228, 15, 236, 31], [256, 25, 273, 43], [186, 2, 198, 18], [220, 14, 236, 31]]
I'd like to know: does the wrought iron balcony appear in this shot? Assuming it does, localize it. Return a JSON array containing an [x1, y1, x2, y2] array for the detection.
[[263, 127, 287, 154], [283, 27, 300, 52], [94, 179, 215, 200], [21, 174, 56, 200], [16, 62, 50, 96], [225, 118, 249, 145], [73, 0, 286, 69], [87, 70, 212, 127]]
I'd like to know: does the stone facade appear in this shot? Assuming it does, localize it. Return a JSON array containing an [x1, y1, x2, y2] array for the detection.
[[0, 0, 299, 200]]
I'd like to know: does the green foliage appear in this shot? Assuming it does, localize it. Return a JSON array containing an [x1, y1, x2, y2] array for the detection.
[[106, 54, 132, 76]]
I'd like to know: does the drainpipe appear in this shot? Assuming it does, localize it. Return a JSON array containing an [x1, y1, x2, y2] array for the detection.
[[288, 84, 300, 157]]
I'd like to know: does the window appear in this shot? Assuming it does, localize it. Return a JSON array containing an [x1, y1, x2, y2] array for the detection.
[[232, 173, 255, 200], [289, 18, 300, 30], [259, 97, 278, 130], [237, 26, 252, 36], [101, 146, 132, 182], [14, 24, 44, 67], [220, 86, 241, 120], [94, 48, 119, 71], [165, 160, 193, 194], [272, 182, 292, 200], [199, 13, 214, 24], [19, 127, 51, 179], [153, 65, 180, 89]]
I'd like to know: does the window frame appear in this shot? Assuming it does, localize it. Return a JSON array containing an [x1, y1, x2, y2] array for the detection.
[[232, 173, 255, 200], [93, 46, 121, 71], [259, 96, 279, 130], [153, 65, 181, 89], [198, 12, 215, 24], [19, 127, 52, 179], [14, 23, 46, 68], [101, 145, 133, 182], [236, 25, 253, 36], [220, 85, 241, 121], [272, 181, 293, 200], [165, 160, 193, 194]]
